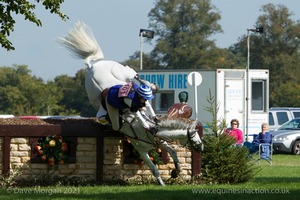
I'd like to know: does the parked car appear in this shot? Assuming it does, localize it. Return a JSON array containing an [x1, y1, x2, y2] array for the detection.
[[272, 118, 300, 155], [269, 107, 300, 131]]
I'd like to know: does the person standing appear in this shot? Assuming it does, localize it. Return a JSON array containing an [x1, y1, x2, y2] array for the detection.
[[224, 119, 243, 146]]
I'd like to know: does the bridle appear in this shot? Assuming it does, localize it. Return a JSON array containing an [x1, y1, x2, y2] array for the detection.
[[186, 128, 203, 153]]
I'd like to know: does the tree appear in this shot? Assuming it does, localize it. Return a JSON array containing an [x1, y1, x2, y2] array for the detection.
[[147, 0, 234, 69], [53, 69, 95, 116], [0, 65, 62, 115], [231, 4, 300, 107], [0, 0, 68, 51], [201, 91, 258, 184]]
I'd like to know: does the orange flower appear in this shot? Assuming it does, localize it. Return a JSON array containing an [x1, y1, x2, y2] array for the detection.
[[38, 150, 43, 155], [59, 160, 64, 165], [35, 145, 41, 151], [48, 157, 55, 166], [41, 155, 47, 161], [61, 142, 68, 151]]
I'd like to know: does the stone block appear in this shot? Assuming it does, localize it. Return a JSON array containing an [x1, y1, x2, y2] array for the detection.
[[10, 144, 18, 151], [77, 144, 95, 151], [19, 144, 31, 151], [11, 151, 29, 157], [76, 156, 96, 163], [11, 138, 28, 144], [10, 157, 21, 163], [84, 138, 97, 144], [21, 156, 30, 163]]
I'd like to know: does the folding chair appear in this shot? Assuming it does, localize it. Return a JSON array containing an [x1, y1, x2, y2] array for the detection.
[[257, 142, 272, 166], [244, 134, 272, 166]]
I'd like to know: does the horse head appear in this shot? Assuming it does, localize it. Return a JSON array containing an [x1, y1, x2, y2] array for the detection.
[[187, 128, 204, 153]]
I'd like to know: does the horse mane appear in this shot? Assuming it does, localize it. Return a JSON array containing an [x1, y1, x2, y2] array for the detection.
[[157, 116, 198, 130]]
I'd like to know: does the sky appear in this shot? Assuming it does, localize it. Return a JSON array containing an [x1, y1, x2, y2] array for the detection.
[[1, 0, 299, 81]]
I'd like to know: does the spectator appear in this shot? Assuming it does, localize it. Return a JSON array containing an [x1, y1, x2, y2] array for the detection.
[[252, 123, 272, 151], [225, 119, 243, 146]]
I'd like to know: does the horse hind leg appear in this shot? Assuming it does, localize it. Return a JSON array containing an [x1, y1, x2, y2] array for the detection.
[[159, 141, 181, 178]]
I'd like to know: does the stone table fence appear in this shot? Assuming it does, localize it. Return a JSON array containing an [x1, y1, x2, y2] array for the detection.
[[0, 118, 201, 183]]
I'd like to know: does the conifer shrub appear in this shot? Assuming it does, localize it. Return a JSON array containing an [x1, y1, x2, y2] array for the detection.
[[200, 91, 259, 184]]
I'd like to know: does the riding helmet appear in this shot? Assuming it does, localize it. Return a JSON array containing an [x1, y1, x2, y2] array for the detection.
[[137, 85, 154, 100]]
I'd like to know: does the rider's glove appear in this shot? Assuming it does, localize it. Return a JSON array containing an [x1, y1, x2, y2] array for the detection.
[[153, 116, 160, 124], [147, 126, 158, 135]]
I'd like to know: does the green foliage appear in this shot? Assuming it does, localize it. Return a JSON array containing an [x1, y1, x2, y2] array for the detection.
[[230, 4, 300, 107], [0, 65, 59, 115], [36, 135, 69, 169], [0, 65, 95, 116], [146, 0, 239, 70], [201, 91, 258, 184], [201, 134, 258, 184], [132, 147, 163, 166], [0, 0, 68, 51], [0, 165, 25, 188]]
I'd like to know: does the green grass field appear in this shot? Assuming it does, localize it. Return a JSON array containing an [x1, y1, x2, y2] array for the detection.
[[0, 154, 299, 200]]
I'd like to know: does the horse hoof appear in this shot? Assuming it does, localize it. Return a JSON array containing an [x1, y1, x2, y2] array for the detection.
[[171, 169, 178, 178]]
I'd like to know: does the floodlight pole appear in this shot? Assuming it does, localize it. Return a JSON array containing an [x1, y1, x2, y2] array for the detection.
[[139, 29, 154, 71], [245, 26, 263, 141], [140, 33, 144, 71], [245, 29, 251, 141]]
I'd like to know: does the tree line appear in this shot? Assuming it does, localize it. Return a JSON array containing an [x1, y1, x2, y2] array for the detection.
[[1, 1, 299, 116], [0, 65, 95, 116]]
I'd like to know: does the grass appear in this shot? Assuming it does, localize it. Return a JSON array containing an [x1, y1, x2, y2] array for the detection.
[[0, 154, 299, 200]]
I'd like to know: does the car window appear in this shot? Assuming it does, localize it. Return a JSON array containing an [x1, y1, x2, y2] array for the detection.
[[269, 112, 274, 125], [293, 112, 300, 118], [279, 118, 300, 130], [276, 112, 289, 125]]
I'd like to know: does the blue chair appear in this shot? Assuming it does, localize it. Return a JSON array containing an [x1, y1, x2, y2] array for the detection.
[[244, 134, 272, 166], [258, 142, 272, 165]]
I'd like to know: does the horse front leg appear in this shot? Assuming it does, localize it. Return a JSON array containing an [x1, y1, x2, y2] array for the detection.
[[159, 141, 181, 178], [138, 151, 165, 186]]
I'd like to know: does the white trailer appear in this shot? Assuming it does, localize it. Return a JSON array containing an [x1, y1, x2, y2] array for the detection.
[[138, 69, 269, 141]]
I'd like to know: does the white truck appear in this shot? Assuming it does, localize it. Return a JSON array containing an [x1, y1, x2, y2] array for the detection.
[[138, 69, 269, 141], [269, 107, 300, 131]]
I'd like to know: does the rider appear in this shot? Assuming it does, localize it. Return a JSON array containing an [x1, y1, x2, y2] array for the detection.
[[105, 82, 157, 134], [167, 91, 192, 119]]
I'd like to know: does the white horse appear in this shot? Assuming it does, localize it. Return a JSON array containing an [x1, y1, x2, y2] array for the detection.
[[57, 21, 156, 118], [121, 113, 203, 186], [57, 21, 203, 186]]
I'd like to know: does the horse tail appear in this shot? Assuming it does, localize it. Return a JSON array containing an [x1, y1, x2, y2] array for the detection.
[[57, 21, 104, 67]]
